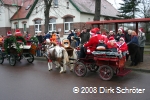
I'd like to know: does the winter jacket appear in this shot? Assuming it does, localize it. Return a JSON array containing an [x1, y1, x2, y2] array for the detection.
[[79, 32, 90, 44], [138, 32, 146, 47]]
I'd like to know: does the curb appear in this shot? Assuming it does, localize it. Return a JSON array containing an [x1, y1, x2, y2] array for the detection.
[[126, 67, 150, 73], [34, 57, 47, 61], [34, 56, 150, 73]]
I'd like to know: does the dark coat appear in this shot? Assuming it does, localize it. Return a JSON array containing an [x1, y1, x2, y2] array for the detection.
[[67, 32, 74, 44], [115, 33, 125, 42], [128, 43, 141, 64], [79, 32, 90, 44]]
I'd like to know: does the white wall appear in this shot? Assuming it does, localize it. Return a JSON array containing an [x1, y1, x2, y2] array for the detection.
[[29, 0, 81, 25], [80, 13, 94, 22], [11, 19, 29, 29], [0, 5, 18, 27]]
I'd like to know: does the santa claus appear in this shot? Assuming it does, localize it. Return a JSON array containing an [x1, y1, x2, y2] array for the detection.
[[6, 31, 12, 37], [106, 37, 117, 52], [83, 28, 104, 54], [15, 29, 23, 37]]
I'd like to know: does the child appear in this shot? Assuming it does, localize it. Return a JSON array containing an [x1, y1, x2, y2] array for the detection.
[[117, 37, 128, 56], [106, 37, 117, 52]]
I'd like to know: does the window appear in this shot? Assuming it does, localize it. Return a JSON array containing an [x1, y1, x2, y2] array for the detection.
[[64, 17, 73, 33], [34, 19, 41, 33], [15, 24, 18, 29], [23, 24, 26, 31], [66, 2, 69, 9], [25, 5, 31, 10], [49, 18, 56, 32], [14, 23, 18, 29], [54, 0, 58, 8]]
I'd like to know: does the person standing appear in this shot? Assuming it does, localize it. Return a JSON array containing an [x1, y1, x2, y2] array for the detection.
[[36, 32, 43, 57], [138, 28, 146, 62], [115, 28, 125, 42], [78, 28, 90, 46], [128, 31, 140, 66], [67, 30, 74, 44]]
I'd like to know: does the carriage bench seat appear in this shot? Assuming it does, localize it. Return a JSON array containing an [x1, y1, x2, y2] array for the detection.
[[92, 51, 122, 58], [23, 45, 31, 49]]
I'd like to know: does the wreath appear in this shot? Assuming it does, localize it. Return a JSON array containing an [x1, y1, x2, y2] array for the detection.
[[4, 36, 26, 53], [30, 37, 39, 46]]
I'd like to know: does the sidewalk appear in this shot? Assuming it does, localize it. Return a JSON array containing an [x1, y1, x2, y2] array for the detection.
[[125, 55, 150, 73], [34, 54, 150, 73]]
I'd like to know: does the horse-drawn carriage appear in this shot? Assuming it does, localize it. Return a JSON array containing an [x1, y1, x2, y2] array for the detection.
[[0, 36, 37, 66], [74, 48, 131, 81]]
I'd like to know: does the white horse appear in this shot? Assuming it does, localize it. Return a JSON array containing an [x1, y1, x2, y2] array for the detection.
[[44, 39, 77, 73]]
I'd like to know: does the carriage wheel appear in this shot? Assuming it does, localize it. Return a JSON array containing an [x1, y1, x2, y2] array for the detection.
[[88, 64, 99, 72], [9, 54, 16, 66], [27, 54, 34, 63], [74, 61, 87, 77], [99, 65, 113, 81], [0, 53, 4, 64]]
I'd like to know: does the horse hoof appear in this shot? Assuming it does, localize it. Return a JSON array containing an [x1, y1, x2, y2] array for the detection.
[[60, 71, 63, 73], [63, 71, 66, 73], [49, 69, 52, 71]]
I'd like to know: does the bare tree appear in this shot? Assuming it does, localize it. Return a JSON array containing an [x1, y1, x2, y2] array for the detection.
[[93, 0, 101, 21], [137, 0, 150, 18], [44, 0, 53, 33]]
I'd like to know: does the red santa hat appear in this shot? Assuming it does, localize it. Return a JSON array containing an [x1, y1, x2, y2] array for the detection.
[[109, 30, 114, 33], [15, 29, 23, 36], [118, 28, 123, 32], [15, 29, 21, 34], [139, 28, 144, 32], [119, 37, 125, 41], [109, 36, 114, 41], [7, 31, 12, 36]]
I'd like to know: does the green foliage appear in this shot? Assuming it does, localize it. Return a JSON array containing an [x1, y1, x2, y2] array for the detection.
[[4, 36, 26, 53], [30, 37, 39, 43], [117, 0, 140, 19]]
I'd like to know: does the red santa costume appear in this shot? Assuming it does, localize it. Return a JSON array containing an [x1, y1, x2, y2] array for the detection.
[[84, 32, 104, 54], [106, 37, 117, 50], [117, 37, 128, 53]]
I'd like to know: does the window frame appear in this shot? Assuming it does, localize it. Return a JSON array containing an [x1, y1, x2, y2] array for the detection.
[[23, 23, 27, 31], [34, 19, 42, 33], [53, 0, 58, 8], [64, 17, 73, 34], [49, 18, 56, 32]]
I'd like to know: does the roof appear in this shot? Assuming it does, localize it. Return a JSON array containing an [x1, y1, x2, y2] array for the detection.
[[1, 0, 22, 6], [1, 0, 37, 20], [69, 0, 119, 18], [86, 18, 150, 24], [2, 0, 119, 20]]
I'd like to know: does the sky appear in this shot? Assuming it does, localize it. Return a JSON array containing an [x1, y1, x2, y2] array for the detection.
[[106, 0, 124, 9]]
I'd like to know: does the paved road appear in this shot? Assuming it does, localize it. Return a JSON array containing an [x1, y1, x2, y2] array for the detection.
[[0, 59, 150, 100]]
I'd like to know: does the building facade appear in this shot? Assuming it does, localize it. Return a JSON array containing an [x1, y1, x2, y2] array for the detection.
[[0, 0, 119, 37]]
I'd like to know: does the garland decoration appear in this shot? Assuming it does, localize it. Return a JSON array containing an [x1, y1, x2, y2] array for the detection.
[[16, 36, 26, 45], [30, 37, 39, 44], [4, 36, 26, 53]]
